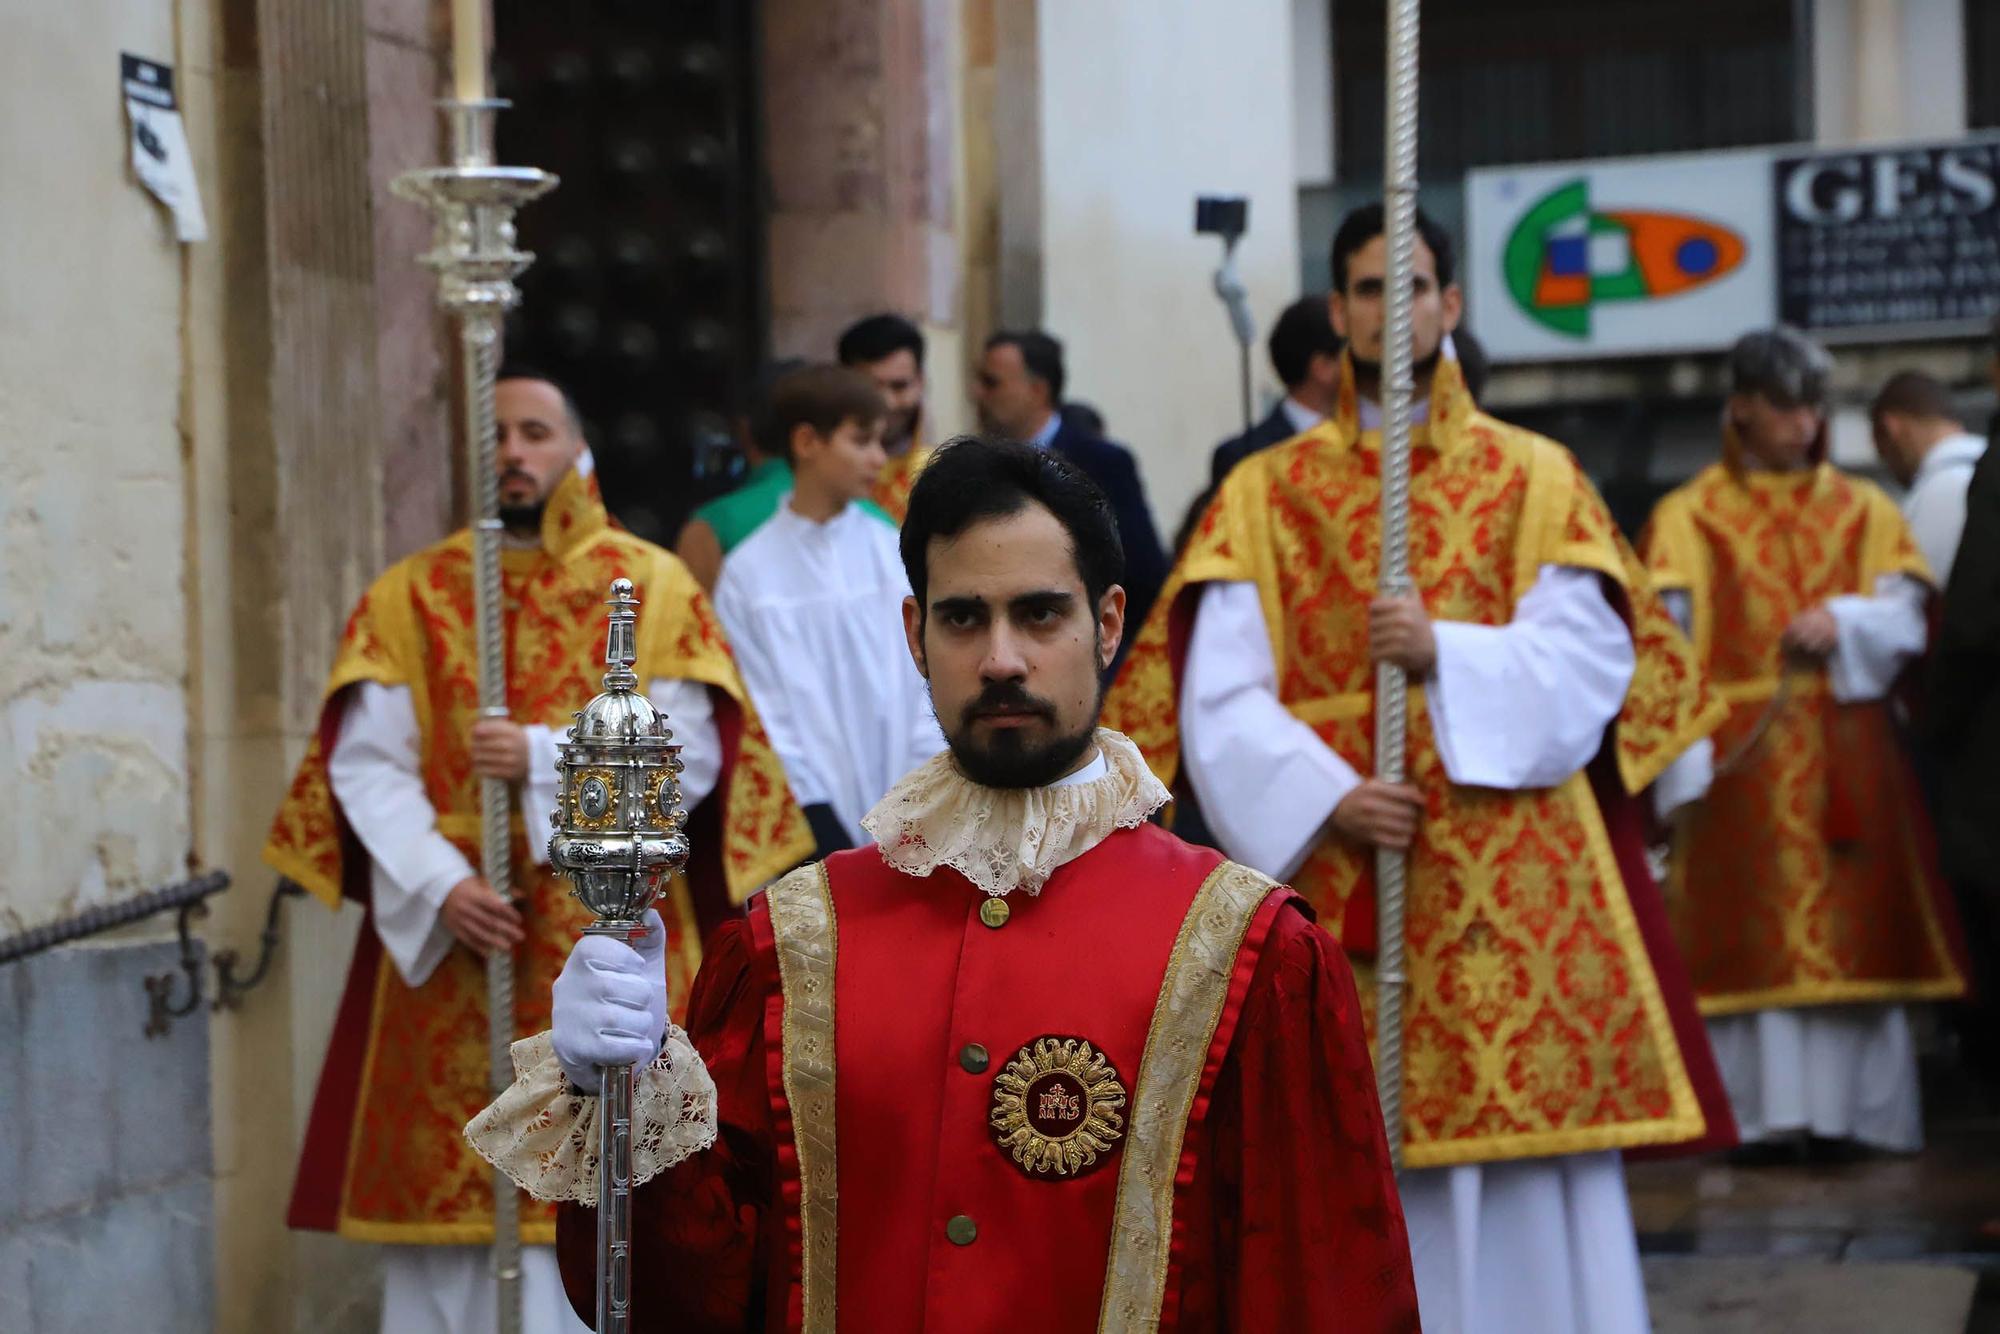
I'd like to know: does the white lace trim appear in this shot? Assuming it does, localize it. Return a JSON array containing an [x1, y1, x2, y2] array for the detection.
[[859, 727, 1169, 896], [464, 1028, 718, 1203]]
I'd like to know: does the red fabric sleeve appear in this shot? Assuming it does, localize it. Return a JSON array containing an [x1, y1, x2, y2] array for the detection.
[[557, 914, 778, 1332], [1181, 904, 1421, 1333]]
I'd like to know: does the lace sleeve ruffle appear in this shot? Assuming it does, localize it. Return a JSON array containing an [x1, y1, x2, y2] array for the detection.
[[464, 1026, 719, 1203]]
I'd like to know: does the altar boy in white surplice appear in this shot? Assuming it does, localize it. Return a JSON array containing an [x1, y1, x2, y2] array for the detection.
[[713, 363, 944, 856]]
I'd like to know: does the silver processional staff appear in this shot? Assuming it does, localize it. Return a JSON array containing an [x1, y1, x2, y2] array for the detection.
[[548, 578, 693, 1333]]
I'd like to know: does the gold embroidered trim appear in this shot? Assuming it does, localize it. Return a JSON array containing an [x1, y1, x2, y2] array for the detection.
[[767, 863, 839, 1334], [1696, 975, 1966, 1017], [1097, 862, 1274, 1334]]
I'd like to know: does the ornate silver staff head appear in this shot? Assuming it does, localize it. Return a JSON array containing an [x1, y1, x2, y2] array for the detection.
[[548, 579, 691, 933]]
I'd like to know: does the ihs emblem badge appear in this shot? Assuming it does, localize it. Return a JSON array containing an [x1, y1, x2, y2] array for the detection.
[[988, 1035, 1127, 1179]]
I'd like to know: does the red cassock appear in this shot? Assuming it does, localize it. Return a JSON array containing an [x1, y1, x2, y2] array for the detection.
[[556, 822, 1420, 1332]]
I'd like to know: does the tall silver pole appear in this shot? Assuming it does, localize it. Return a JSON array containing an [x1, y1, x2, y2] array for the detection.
[[394, 100, 557, 1333], [1374, 0, 1422, 1173]]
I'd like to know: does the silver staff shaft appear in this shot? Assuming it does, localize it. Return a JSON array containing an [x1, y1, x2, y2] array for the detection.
[[1374, 0, 1423, 1174], [393, 99, 557, 1334], [596, 1016, 637, 1330], [466, 314, 523, 1331]]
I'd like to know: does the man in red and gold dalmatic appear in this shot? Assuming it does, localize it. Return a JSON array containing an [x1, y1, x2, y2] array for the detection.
[[1641, 328, 1965, 1160], [469, 437, 1420, 1332], [1102, 204, 1732, 1334], [266, 369, 811, 1333]]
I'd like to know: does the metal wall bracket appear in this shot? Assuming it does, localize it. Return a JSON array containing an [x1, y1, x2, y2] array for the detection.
[[143, 898, 212, 1037], [211, 879, 307, 1013], [0, 871, 306, 1039]]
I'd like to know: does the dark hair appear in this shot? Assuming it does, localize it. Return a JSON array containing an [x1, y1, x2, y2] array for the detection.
[[900, 435, 1122, 613], [496, 362, 586, 436], [837, 313, 926, 371], [1729, 327, 1830, 409], [1059, 400, 1106, 438], [1453, 326, 1490, 404], [1871, 369, 1958, 424], [744, 357, 808, 459], [1267, 296, 1342, 388], [1329, 203, 1456, 294], [986, 330, 1067, 404], [769, 364, 887, 460]]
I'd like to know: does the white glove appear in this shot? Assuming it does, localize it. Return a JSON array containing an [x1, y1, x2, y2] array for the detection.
[[550, 909, 670, 1094]]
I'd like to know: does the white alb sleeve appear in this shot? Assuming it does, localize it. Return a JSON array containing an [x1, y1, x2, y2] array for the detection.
[[1824, 573, 1928, 703], [326, 681, 468, 987], [713, 568, 827, 808], [1649, 588, 1714, 818], [1425, 565, 1635, 790], [1180, 581, 1362, 882]]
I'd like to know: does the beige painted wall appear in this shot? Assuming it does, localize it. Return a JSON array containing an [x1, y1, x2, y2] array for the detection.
[[0, 1, 193, 935], [1008, 0, 1303, 535]]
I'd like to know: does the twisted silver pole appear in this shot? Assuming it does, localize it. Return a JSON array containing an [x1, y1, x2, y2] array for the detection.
[[394, 99, 557, 1334], [466, 312, 523, 1334], [1374, 0, 1422, 1173]]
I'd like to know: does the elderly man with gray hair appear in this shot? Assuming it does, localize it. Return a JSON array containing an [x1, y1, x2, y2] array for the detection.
[[1639, 326, 1966, 1162]]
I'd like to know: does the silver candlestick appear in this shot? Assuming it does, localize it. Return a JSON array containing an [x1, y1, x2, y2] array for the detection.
[[392, 99, 557, 1334], [548, 579, 693, 1333]]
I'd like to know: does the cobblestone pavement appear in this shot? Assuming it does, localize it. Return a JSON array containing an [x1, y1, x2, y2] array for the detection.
[[1630, 1058, 2000, 1333]]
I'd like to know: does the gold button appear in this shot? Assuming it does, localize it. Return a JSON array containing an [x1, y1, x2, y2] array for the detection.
[[946, 1214, 978, 1246], [959, 1043, 989, 1074], [979, 898, 1011, 929]]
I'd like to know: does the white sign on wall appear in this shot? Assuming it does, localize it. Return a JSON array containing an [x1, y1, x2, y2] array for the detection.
[[1465, 148, 1775, 363]]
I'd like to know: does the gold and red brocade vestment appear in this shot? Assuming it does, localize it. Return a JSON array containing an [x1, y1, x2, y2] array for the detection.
[[868, 440, 931, 524], [1105, 358, 1723, 1168], [1642, 459, 1963, 1015], [266, 468, 810, 1243]]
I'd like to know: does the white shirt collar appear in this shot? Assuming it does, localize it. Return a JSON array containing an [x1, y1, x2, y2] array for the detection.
[[774, 492, 860, 534], [1026, 412, 1063, 449], [1914, 432, 1987, 487], [1049, 746, 1108, 788], [1279, 396, 1324, 436]]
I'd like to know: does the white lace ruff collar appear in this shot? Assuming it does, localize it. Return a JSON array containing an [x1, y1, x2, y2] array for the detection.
[[860, 728, 1170, 897]]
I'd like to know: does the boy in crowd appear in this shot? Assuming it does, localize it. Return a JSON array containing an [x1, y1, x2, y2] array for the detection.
[[714, 364, 944, 857]]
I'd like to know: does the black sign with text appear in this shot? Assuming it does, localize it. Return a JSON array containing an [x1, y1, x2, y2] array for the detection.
[[1775, 140, 2000, 335]]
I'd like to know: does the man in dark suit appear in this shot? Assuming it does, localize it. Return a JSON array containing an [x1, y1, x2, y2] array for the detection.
[[974, 329, 1169, 636], [1928, 346, 2000, 1077], [1208, 295, 1343, 486]]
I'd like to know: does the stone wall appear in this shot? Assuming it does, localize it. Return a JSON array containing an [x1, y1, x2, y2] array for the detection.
[[0, 944, 216, 1334], [0, 0, 193, 939], [1004, 0, 1305, 536], [762, 0, 973, 441]]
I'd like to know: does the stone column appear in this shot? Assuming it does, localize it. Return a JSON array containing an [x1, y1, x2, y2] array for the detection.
[[762, 0, 970, 436], [184, 0, 452, 1328]]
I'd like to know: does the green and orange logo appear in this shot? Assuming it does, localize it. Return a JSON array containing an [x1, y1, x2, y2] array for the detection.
[[1504, 179, 1746, 337]]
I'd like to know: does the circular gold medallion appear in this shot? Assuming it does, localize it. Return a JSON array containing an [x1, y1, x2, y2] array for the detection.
[[988, 1035, 1127, 1179], [978, 898, 1011, 929]]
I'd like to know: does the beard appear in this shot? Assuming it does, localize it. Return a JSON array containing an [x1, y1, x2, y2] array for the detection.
[[939, 676, 1103, 790], [498, 502, 544, 535], [1347, 341, 1444, 384], [498, 468, 544, 535], [885, 404, 922, 455]]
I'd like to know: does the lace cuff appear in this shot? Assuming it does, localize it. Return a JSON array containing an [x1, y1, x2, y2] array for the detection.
[[464, 1027, 719, 1203]]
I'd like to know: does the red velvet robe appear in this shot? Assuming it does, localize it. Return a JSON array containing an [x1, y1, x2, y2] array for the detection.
[[557, 825, 1420, 1332]]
